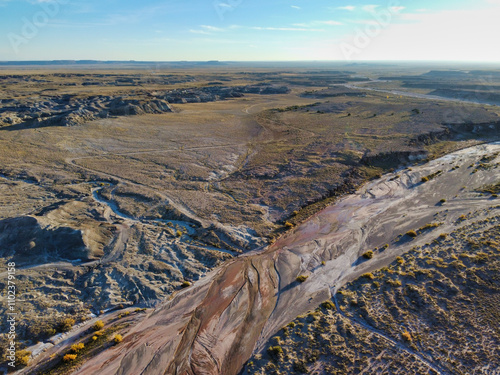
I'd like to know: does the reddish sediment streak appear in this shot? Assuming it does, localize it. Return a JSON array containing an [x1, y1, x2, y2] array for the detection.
[[73, 142, 500, 375]]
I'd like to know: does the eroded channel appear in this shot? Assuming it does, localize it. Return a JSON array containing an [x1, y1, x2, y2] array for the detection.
[[67, 142, 500, 375]]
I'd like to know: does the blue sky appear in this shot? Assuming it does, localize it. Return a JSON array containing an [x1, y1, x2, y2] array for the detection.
[[0, 0, 499, 61]]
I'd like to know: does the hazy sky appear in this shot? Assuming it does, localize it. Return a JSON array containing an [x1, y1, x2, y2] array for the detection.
[[0, 0, 499, 61]]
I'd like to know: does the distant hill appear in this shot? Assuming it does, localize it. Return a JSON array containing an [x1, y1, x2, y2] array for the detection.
[[0, 60, 228, 67]]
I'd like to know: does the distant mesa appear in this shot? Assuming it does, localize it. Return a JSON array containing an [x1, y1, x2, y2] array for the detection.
[[0, 60, 227, 67], [0, 83, 290, 129]]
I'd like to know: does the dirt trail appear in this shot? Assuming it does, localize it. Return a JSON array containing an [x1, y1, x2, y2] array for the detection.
[[69, 142, 500, 375], [76, 165, 209, 228], [342, 81, 500, 107], [332, 295, 448, 375]]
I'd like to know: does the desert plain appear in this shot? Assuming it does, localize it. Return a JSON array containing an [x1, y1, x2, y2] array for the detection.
[[0, 62, 499, 374]]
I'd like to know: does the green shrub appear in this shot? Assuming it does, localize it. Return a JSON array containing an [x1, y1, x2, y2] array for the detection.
[[45, 328, 56, 337], [15, 350, 31, 366], [419, 222, 441, 231], [421, 171, 442, 183], [114, 334, 123, 344], [59, 318, 75, 332], [93, 320, 104, 331], [386, 279, 402, 287], [71, 343, 84, 353], [63, 354, 77, 362], [296, 275, 308, 283], [362, 250, 374, 259], [402, 331, 412, 342], [406, 230, 417, 238], [321, 300, 335, 310], [267, 346, 283, 359]]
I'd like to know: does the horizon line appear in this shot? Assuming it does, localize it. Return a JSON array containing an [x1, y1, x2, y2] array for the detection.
[[1, 59, 500, 64]]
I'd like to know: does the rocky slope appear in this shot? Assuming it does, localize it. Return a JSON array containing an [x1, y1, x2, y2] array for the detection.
[[0, 84, 289, 128]]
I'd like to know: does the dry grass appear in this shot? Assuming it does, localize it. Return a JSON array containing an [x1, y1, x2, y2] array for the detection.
[[246, 215, 500, 374]]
